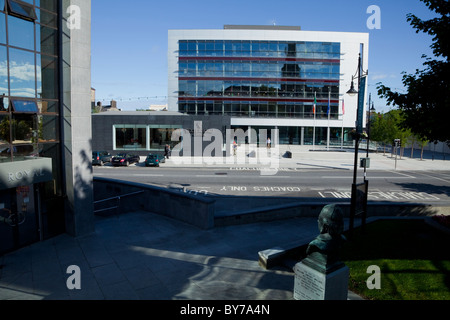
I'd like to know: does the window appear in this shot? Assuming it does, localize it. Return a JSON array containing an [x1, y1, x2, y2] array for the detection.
[[7, 14, 34, 50], [6, 0, 37, 22], [9, 98, 38, 112]]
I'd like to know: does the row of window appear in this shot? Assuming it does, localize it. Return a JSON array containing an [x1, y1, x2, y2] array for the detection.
[[179, 80, 339, 100], [1, 0, 57, 28], [0, 12, 58, 54], [113, 125, 182, 151], [179, 101, 340, 120], [234, 125, 354, 146], [179, 61, 340, 80], [0, 45, 58, 100], [1, 0, 57, 16], [179, 40, 341, 59], [0, 0, 60, 163]]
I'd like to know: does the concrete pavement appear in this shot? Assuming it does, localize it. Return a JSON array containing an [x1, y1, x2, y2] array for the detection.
[[0, 210, 365, 301], [161, 144, 449, 172]]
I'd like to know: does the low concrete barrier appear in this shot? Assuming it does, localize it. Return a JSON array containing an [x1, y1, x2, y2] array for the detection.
[[94, 177, 449, 230], [94, 177, 215, 229]]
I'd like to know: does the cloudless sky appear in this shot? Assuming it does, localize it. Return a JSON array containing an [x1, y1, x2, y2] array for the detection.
[[91, 0, 439, 112]]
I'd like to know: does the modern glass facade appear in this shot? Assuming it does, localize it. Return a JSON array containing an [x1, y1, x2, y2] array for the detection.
[[0, 0, 65, 255], [177, 40, 341, 119], [0, 0, 93, 255], [0, 0, 61, 164]]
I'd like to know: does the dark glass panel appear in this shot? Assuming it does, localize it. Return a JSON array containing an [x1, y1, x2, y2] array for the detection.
[[36, 0, 57, 13], [6, 0, 37, 21], [40, 54, 57, 99], [38, 25, 57, 55]]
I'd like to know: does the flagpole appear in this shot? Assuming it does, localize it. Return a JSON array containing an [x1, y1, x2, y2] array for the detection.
[[327, 88, 330, 151], [313, 91, 316, 150], [341, 99, 345, 150]]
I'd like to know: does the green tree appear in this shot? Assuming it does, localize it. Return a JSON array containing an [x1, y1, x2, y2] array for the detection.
[[377, 0, 450, 146], [369, 112, 387, 153]]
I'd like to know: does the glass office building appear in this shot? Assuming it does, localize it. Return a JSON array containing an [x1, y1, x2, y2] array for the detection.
[[0, 0, 93, 255], [169, 26, 369, 146]]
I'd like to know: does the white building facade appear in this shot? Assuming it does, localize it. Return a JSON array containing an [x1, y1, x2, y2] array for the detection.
[[168, 26, 369, 146]]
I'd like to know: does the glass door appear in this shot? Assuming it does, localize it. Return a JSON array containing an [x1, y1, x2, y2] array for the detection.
[[0, 184, 38, 255]]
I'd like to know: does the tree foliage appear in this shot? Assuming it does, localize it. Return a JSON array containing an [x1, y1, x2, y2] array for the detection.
[[377, 0, 450, 146]]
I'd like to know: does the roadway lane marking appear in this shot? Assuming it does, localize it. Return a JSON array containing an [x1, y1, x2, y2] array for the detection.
[[415, 172, 450, 184], [321, 175, 416, 179]]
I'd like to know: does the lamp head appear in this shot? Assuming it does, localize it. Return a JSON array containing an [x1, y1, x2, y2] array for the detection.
[[346, 80, 358, 96]]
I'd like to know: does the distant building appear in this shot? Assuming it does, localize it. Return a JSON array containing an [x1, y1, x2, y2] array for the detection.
[[168, 25, 369, 146], [149, 104, 168, 111], [100, 100, 120, 112], [91, 25, 370, 158]]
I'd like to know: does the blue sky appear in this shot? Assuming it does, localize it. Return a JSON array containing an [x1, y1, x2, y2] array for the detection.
[[91, 0, 438, 112]]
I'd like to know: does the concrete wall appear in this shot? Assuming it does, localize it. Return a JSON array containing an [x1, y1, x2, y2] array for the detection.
[[61, 0, 95, 237], [93, 178, 215, 229]]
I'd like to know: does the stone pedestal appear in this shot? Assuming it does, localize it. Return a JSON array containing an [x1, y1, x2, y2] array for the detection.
[[293, 261, 349, 300]]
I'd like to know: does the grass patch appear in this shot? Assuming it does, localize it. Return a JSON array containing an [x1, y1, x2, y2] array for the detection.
[[341, 219, 450, 300]]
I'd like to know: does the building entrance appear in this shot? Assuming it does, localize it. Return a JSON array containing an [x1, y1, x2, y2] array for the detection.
[[0, 185, 40, 255]]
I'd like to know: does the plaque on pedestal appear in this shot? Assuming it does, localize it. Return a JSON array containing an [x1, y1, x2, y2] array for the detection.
[[292, 204, 349, 300], [293, 261, 349, 300]]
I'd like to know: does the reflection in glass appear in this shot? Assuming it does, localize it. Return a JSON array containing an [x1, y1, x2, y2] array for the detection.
[[0, 46, 7, 95], [37, 100, 57, 113], [0, 13, 6, 44], [10, 98, 38, 112], [37, 0, 58, 13], [37, 9, 57, 28], [37, 25, 57, 55], [0, 114, 9, 144], [0, 94, 7, 111], [40, 54, 57, 99], [7, 15, 34, 50], [11, 113, 35, 144], [9, 48, 36, 98], [6, 0, 37, 21], [39, 114, 58, 141], [114, 125, 147, 151]]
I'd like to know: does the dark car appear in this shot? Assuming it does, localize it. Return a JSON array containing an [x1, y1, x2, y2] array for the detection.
[[145, 153, 165, 167], [111, 153, 140, 167], [92, 151, 112, 166]]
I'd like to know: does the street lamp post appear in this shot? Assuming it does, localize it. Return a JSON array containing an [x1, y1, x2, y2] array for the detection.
[[346, 53, 368, 237]]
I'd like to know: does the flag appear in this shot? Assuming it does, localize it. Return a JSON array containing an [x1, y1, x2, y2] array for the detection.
[[327, 99, 330, 116], [313, 95, 316, 114], [342, 99, 345, 115]]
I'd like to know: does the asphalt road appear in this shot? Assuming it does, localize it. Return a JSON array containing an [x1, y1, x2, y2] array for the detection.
[[93, 165, 450, 206]]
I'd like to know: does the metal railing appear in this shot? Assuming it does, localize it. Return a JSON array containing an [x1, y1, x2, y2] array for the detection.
[[93, 190, 144, 214]]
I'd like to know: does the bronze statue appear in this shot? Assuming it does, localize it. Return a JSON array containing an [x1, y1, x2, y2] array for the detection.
[[302, 204, 346, 274]]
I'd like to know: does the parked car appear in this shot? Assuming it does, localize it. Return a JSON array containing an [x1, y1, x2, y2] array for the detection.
[[92, 151, 112, 166], [111, 153, 140, 166], [145, 153, 165, 167]]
